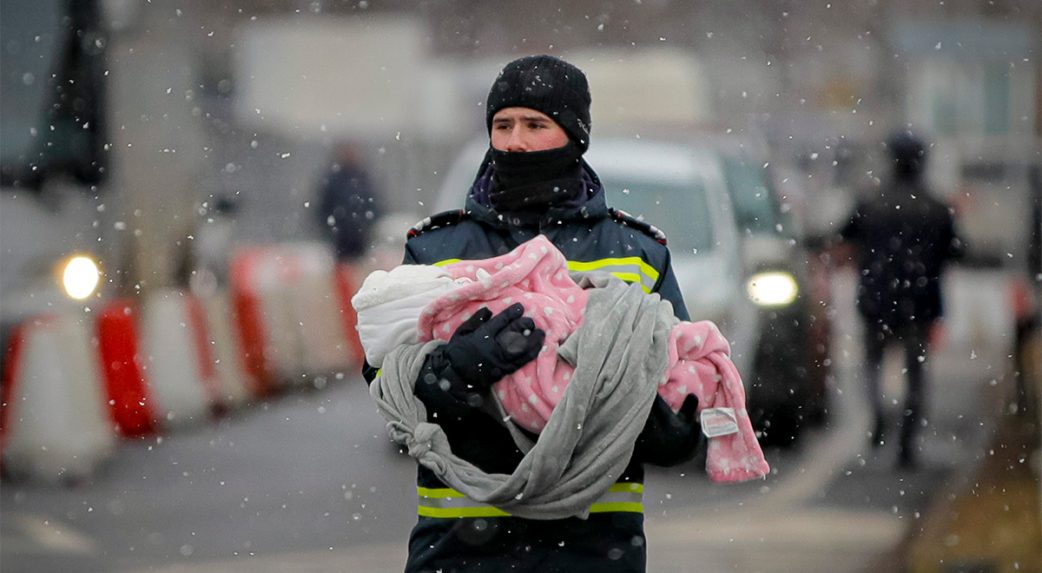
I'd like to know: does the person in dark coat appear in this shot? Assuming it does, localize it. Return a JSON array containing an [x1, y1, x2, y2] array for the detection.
[[364, 55, 703, 573], [316, 142, 382, 262], [840, 129, 964, 469]]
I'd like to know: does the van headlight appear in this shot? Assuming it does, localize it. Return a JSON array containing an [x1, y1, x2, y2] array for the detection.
[[59, 255, 102, 300], [746, 271, 798, 307]]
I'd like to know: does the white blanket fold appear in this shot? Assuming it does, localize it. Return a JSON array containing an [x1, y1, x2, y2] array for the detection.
[[352, 265, 460, 367]]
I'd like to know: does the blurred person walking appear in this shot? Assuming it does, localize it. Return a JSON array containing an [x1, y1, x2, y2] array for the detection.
[[364, 55, 703, 573], [316, 142, 383, 262], [839, 129, 964, 469]]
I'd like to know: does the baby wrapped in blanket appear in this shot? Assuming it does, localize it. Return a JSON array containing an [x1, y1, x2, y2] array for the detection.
[[352, 235, 769, 483]]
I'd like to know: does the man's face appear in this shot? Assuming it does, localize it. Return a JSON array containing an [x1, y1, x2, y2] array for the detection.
[[490, 107, 569, 152]]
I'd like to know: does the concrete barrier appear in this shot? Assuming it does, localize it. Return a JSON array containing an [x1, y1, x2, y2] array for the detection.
[[97, 300, 157, 436], [1, 314, 117, 483], [230, 243, 358, 390], [333, 262, 367, 368], [230, 247, 302, 393], [138, 289, 219, 428], [283, 244, 354, 382], [197, 292, 255, 409]]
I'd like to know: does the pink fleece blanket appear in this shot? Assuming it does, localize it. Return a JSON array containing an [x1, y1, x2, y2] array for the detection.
[[417, 235, 769, 483]]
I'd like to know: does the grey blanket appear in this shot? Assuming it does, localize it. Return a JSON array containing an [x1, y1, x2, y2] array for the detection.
[[369, 274, 677, 520]]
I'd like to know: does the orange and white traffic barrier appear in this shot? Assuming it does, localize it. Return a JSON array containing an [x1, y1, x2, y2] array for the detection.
[[1, 314, 116, 483], [282, 244, 354, 381], [137, 289, 220, 428], [230, 247, 302, 393], [196, 291, 254, 409], [336, 214, 416, 368], [229, 249, 272, 394], [97, 300, 157, 436], [333, 262, 367, 368], [230, 243, 358, 390]]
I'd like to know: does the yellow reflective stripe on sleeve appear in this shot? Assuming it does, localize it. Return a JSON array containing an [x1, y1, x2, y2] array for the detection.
[[590, 482, 645, 513], [417, 483, 644, 518], [418, 506, 512, 518], [606, 482, 645, 494], [416, 486, 466, 499], [417, 487, 511, 518], [588, 502, 645, 514], [432, 259, 462, 267]]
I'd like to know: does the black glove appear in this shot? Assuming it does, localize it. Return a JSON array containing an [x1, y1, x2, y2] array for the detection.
[[413, 303, 545, 418], [441, 303, 546, 390]]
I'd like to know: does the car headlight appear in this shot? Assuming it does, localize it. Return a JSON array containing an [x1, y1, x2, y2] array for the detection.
[[59, 255, 101, 300], [746, 271, 798, 307]]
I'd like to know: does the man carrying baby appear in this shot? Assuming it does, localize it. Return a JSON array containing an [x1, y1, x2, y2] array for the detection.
[[363, 54, 703, 573]]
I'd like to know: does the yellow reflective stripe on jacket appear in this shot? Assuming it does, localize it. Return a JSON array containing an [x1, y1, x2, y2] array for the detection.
[[417, 482, 644, 518], [431, 257, 659, 293]]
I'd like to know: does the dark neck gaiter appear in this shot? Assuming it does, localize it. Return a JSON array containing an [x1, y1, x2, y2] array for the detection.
[[488, 142, 584, 213]]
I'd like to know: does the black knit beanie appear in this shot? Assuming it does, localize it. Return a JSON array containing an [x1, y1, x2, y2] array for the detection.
[[486, 55, 592, 151]]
